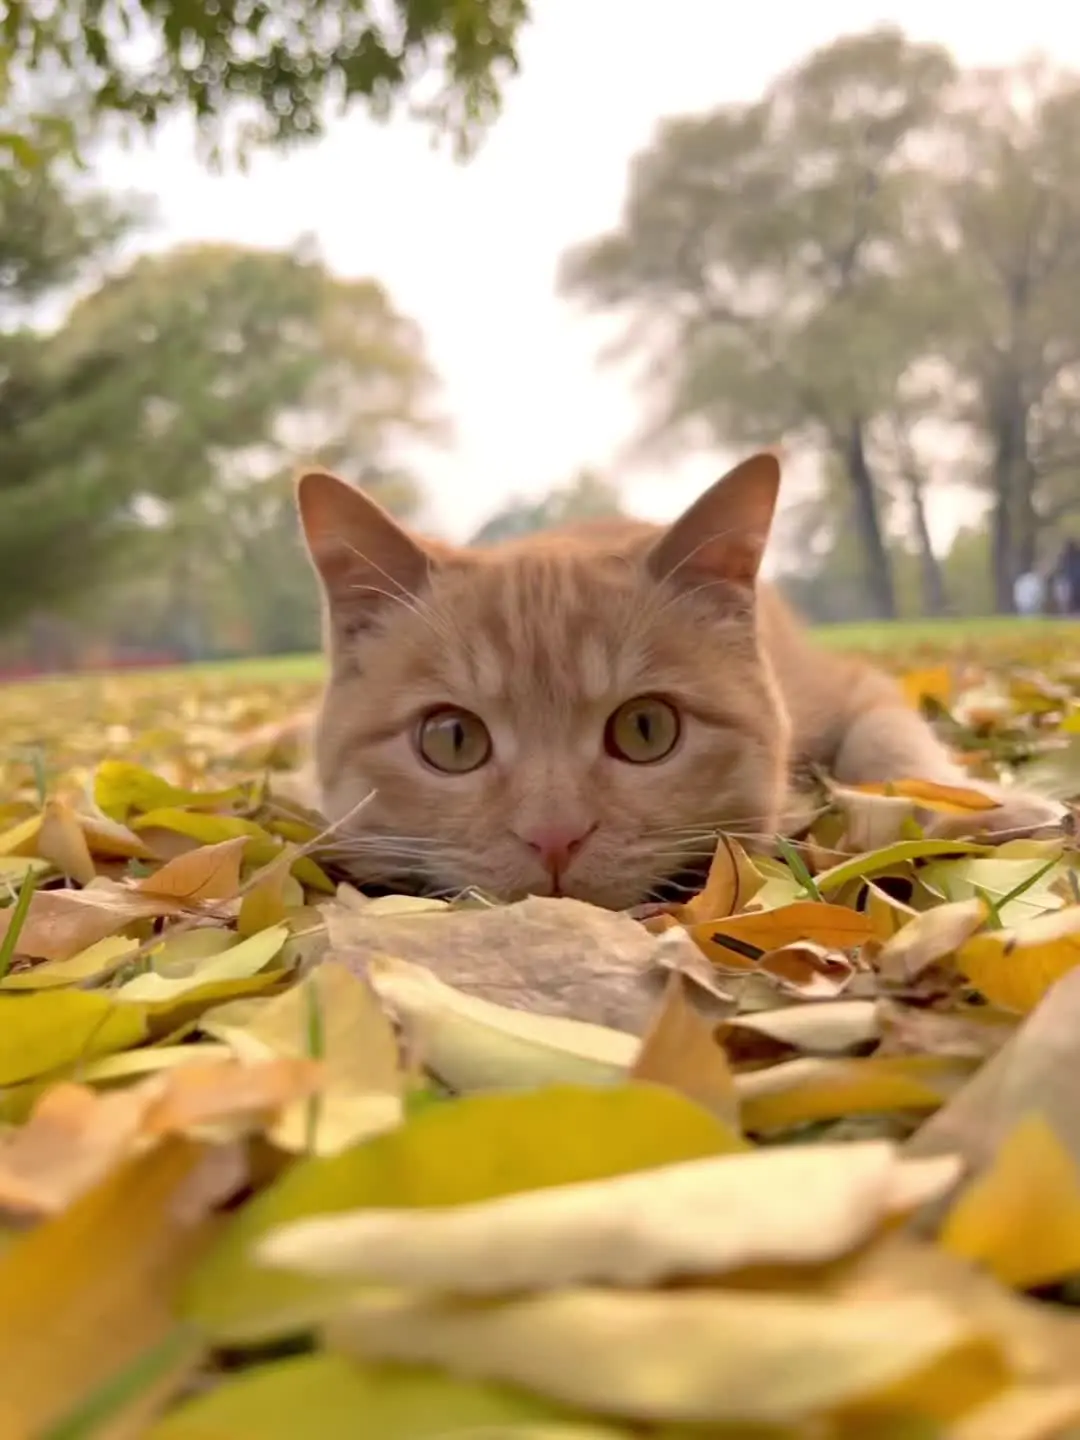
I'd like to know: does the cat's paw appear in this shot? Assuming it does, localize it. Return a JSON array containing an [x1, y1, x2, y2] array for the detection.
[[923, 786, 1069, 841]]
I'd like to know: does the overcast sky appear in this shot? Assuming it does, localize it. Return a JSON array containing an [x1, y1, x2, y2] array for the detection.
[[100, 0, 1080, 542]]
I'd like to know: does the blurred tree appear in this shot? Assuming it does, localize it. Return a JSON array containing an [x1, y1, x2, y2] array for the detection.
[[560, 28, 958, 620], [0, 236, 440, 635], [926, 63, 1080, 610], [470, 469, 625, 545], [1, 0, 529, 172]]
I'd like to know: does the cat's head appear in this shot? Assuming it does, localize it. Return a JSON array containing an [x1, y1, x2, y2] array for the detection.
[[297, 454, 790, 910]]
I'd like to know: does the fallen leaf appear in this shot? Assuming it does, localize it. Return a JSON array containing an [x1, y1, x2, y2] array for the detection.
[[0, 934, 137, 990], [94, 759, 247, 822], [0, 884, 179, 962], [629, 973, 739, 1125], [681, 834, 766, 923], [136, 835, 248, 902], [0, 1138, 238, 1437], [0, 1081, 156, 1216], [0, 989, 149, 1086], [259, 1140, 960, 1293], [956, 907, 1080, 1013], [203, 962, 404, 1154], [687, 901, 876, 969], [324, 1286, 984, 1426], [180, 1084, 735, 1344], [757, 940, 855, 997], [144, 1353, 585, 1440], [38, 797, 98, 885], [735, 1054, 974, 1134], [716, 1000, 880, 1064], [368, 955, 638, 1093], [848, 779, 1001, 814], [814, 840, 991, 895], [116, 923, 290, 1002], [325, 893, 683, 1033], [874, 898, 989, 983], [939, 1114, 1080, 1289]]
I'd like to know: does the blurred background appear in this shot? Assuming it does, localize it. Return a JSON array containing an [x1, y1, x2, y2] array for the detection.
[[5, 0, 1080, 677]]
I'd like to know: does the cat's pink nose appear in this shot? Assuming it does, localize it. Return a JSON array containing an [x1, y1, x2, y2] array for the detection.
[[516, 821, 597, 875]]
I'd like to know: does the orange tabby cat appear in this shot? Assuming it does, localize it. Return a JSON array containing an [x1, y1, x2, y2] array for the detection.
[[297, 453, 1064, 910]]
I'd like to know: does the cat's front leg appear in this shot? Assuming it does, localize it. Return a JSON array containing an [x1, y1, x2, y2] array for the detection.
[[833, 704, 1068, 838]]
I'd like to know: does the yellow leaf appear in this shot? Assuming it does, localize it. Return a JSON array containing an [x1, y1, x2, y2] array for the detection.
[[0, 1080, 155, 1217], [133, 809, 332, 892], [180, 1084, 735, 1344], [142, 1057, 324, 1138], [0, 854, 51, 883], [687, 900, 875, 968], [137, 834, 248, 902], [921, 856, 1067, 926], [848, 778, 1000, 814], [325, 1287, 982, 1426], [367, 955, 638, 1093], [629, 973, 740, 1127], [204, 962, 404, 1156], [81, 1044, 235, 1085], [939, 1114, 1080, 1289], [947, 1383, 1080, 1440], [901, 666, 953, 709], [0, 989, 148, 1086], [0, 934, 136, 990], [0, 814, 43, 857], [735, 1055, 973, 1134], [237, 852, 301, 937], [682, 834, 766, 924], [957, 908, 1080, 1014], [814, 840, 991, 895], [116, 923, 290, 1002], [0, 1139, 232, 1437], [94, 759, 247, 822], [259, 1140, 960, 1293], [37, 797, 98, 884], [145, 1354, 582, 1440], [875, 897, 989, 983]]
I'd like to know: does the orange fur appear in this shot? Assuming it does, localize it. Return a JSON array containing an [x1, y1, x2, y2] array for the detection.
[[297, 455, 1063, 909]]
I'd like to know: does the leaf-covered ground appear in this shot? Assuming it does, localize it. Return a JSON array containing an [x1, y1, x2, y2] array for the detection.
[[3, 631, 1080, 1439]]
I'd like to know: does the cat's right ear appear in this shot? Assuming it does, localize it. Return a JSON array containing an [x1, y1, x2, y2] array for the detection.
[[296, 470, 432, 628]]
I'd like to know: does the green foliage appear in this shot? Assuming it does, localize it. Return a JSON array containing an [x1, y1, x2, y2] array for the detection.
[[471, 470, 625, 545], [0, 0, 530, 171], [0, 154, 440, 638]]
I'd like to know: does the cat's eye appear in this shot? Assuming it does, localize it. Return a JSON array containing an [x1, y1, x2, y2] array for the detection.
[[416, 706, 492, 774], [604, 695, 681, 764]]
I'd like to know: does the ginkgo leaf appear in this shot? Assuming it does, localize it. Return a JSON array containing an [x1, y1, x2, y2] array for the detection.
[[956, 907, 1080, 1014], [681, 834, 766, 924], [259, 1140, 960, 1292], [628, 974, 740, 1126], [368, 955, 638, 1093], [324, 1286, 983, 1426], [939, 1113, 1080, 1289], [874, 897, 989, 983], [116, 924, 290, 1001], [136, 835, 248, 902], [0, 934, 137, 990], [687, 901, 875, 969], [847, 778, 1001, 813], [181, 1085, 734, 1344], [735, 1054, 975, 1133], [37, 797, 98, 885]]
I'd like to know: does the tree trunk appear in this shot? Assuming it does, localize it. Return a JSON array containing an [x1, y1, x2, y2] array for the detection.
[[906, 473, 949, 616], [988, 384, 1027, 613], [843, 420, 896, 620]]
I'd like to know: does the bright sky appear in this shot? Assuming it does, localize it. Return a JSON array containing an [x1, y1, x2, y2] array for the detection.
[[101, 0, 1080, 542]]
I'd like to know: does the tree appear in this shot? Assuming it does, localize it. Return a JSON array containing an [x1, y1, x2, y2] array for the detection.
[[0, 235, 441, 633], [470, 469, 625, 545], [1, 0, 530, 173], [926, 63, 1080, 609], [560, 28, 958, 620]]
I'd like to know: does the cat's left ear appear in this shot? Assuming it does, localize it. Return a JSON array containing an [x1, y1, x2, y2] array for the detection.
[[647, 451, 781, 590]]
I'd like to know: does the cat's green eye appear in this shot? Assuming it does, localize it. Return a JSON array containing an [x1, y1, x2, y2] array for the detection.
[[416, 706, 492, 774], [604, 695, 681, 764]]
